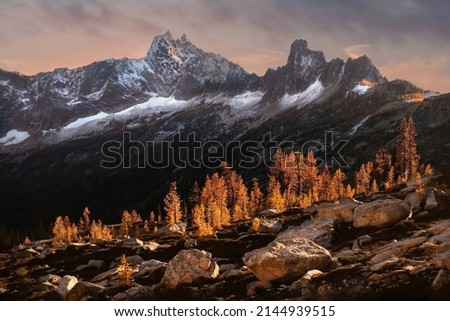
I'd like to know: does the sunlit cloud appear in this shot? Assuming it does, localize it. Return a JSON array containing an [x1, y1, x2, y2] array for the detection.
[[0, 0, 448, 92], [343, 44, 371, 59]]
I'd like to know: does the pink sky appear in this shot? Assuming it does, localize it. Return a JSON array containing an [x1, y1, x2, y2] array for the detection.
[[1, 0, 449, 93]]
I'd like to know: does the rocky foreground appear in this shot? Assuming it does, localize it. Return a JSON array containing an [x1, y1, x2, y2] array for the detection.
[[1, 181, 449, 301]]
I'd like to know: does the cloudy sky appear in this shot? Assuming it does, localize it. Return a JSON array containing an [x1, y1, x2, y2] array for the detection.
[[1, 0, 449, 92]]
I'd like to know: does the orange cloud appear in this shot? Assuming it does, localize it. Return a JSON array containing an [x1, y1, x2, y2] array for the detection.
[[342, 44, 371, 59]]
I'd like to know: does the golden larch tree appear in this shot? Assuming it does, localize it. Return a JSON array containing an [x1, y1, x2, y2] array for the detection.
[[396, 117, 420, 181], [164, 181, 182, 225], [89, 220, 112, 240], [266, 175, 286, 212], [249, 177, 264, 215], [192, 203, 213, 237], [52, 216, 78, 246]]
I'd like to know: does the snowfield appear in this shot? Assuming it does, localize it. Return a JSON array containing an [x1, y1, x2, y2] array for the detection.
[[0, 129, 30, 146], [115, 95, 188, 117], [63, 112, 109, 130], [280, 79, 324, 108], [352, 84, 372, 95], [349, 115, 371, 135], [225, 91, 264, 109]]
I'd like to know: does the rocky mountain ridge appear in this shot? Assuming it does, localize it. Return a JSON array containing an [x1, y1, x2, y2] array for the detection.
[[0, 30, 421, 151], [1, 31, 449, 237]]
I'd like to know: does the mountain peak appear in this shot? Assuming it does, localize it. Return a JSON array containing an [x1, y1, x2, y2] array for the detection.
[[343, 54, 386, 85], [163, 30, 174, 40], [284, 38, 327, 92], [291, 38, 308, 49]]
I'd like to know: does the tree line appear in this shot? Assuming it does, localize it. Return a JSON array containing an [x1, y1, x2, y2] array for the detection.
[[41, 117, 433, 245]]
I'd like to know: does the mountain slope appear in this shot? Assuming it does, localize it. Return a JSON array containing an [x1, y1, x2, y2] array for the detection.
[[0, 31, 449, 233]]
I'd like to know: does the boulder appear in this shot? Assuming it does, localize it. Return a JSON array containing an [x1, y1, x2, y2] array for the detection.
[[126, 255, 144, 266], [219, 266, 252, 280], [219, 264, 237, 273], [280, 226, 327, 245], [159, 249, 219, 290], [122, 237, 144, 248], [370, 257, 399, 272], [275, 216, 335, 247], [338, 197, 362, 205], [114, 285, 149, 301], [135, 260, 167, 280], [92, 267, 119, 283], [76, 259, 104, 272], [88, 238, 108, 246], [316, 203, 356, 223], [184, 238, 197, 248], [56, 275, 78, 298], [399, 186, 416, 196], [414, 211, 429, 219], [257, 209, 281, 216], [439, 242, 450, 253], [427, 220, 450, 235], [13, 248, 40, 259], [38, 274, 61, 285], [255, 219, 283, 233], [246, 280, 272, 297], [65, 281, 105, 301], [425, 190, 437, 210], [33, 281, 56, 292], [370, 247, 403, 265], [432, 269, 450, 290], [158, 223, 186, 237], [303, 205, 317, 214], [428, 227, 450, 245], [375, 236, 428, 253], [297, 269, 324, 287], [142, 241, 160, 251], [243, 237, 331, 282], [404, 192, 425, 210], [353, 199, 411, 229], [438, 250, 450, 270]]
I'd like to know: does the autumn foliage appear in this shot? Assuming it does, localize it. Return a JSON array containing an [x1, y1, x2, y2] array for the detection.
[[355, 116, 430, 194], [47, 117, 431, 244], [117, 254, 133, 286], [52, 216, 78, 246], [164, 181, 182, 225]]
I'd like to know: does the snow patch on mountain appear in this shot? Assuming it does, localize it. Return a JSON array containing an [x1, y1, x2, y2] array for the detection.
[[280, 79, 324, 108], [349, 115, 371, 135], [0, 130, 30, 146], [424, 91, 440, 99], [352, 84, 372, 95], [115, 95, 188, 117], [63, 112, 109, 130], [338, 64, 345, 82], [117, 60, 153, 88], [226, 91, 264, 109]]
